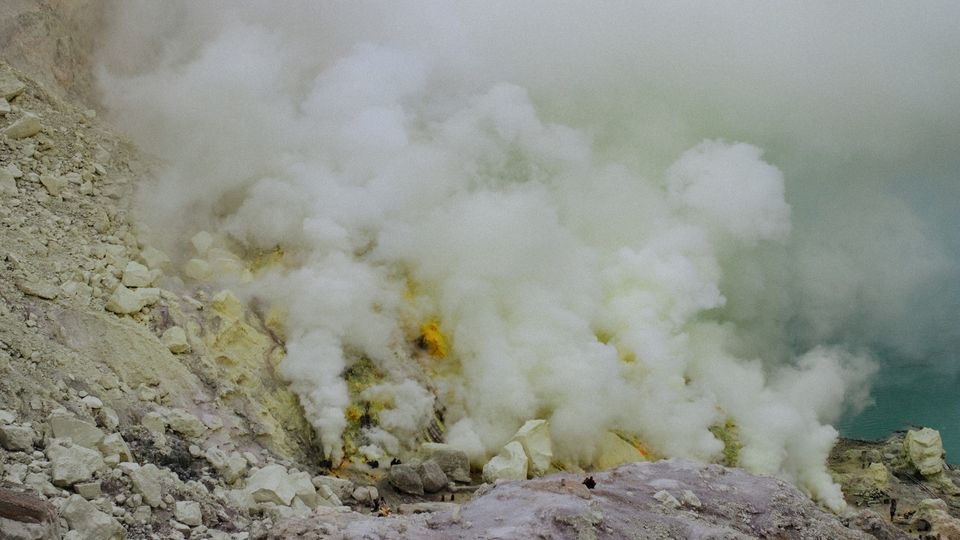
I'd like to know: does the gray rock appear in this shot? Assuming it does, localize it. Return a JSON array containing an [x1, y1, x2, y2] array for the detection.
[[174, 500, 202, 526], [0, 423, 36, 451], [388, 463, 424, 496], [0, 168, 16, 195], [420, 442, 471, 483], [60, 494, 124, 540], [46, 439, 105, 487], [419, 459, 448, 493]]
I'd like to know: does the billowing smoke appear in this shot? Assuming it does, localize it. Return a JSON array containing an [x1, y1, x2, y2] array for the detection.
[[96, 1, 960, 510]]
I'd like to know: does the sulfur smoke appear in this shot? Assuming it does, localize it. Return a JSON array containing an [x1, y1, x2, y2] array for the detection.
[[96, 2, 960, 510]]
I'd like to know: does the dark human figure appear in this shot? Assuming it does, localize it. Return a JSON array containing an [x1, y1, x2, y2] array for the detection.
[[889, 498, 897, 521]]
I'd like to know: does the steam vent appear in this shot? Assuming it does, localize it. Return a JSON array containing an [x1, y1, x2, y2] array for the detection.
[[1, 2, 959, 539]]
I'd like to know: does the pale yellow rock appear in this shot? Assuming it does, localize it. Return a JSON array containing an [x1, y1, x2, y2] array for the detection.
[[210, 290, 242, 319], [0, 98, 8, 115], [139, 246, 171, 270], [164, 408, 205, 438], [593, 431, 647, 470], [161, 326, 191, 354], [0, 168, 15, 195], [866, 462, 888, 487], [105, 285, 160, 314], [4, 113, 41, 139], [904, 427, 946, 476], [16, 278, 59, 299], [184, 258, 212, 281], [122, 261, 153, 287], [482, 441, 528, 482], [39, 173, 67, 196], [510, 419, 553, 477]]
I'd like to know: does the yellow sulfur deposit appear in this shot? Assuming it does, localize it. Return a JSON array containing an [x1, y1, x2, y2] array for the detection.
[[419, 320, 448, 358]]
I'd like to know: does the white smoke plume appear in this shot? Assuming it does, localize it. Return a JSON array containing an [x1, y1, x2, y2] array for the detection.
[[96, 1, 960, 510]]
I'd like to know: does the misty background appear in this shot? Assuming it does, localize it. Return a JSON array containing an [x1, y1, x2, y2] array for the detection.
[[93, 1, 960, 509]]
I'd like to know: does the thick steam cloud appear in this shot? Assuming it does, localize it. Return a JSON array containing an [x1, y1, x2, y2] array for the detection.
[[97, 2, 960, 510]]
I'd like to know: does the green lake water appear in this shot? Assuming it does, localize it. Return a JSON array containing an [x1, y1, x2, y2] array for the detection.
[[836, 363, 960, 463]]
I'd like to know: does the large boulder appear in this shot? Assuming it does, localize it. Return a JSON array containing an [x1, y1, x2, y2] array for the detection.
[[904, 427, 946, 476], [510, 419, 553, 477], [418, 460, 449, 493], [482, 441, 528, 483], [388, 463, 424, 496]]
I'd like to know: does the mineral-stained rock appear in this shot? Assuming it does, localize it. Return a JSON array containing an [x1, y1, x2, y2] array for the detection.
[[388, 463, 424, 496], [904, 427, 946, 476], [419, 442, 471, 483], [482, 441, 528, 483], [60, 494, 124, 540]]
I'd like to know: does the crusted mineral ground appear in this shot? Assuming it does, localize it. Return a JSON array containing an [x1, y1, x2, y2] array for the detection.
[[1, 4, 960, 540]]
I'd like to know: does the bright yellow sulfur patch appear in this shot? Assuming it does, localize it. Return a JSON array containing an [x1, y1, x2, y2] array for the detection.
[[419, 320, 448, 358]]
